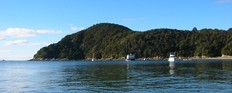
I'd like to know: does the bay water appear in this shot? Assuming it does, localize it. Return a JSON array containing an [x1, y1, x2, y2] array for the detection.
[[0, 60, 231, 93]]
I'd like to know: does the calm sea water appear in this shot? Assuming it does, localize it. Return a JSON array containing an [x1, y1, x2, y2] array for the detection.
[[0, 60, 231, 93]]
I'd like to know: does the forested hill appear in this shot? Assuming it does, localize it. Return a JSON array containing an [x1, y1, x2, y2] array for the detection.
[[33, 23, 232, 60]]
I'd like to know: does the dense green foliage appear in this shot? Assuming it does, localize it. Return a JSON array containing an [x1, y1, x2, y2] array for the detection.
[[33, 23, 232, 60]]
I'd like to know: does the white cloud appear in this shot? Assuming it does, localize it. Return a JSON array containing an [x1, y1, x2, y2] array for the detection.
[[0, 49, 12, 53], [4, 40, 29, 46], [70, 24, 85, 31], [0, 28, 62, 39], [3, 39, 47, 46], [36, 30, 62, 34]]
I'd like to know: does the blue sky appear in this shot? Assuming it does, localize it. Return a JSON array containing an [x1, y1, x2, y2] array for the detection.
[[0, 0, 231, 60]]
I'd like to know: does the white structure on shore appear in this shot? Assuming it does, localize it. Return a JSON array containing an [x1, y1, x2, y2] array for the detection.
[[126, 54, 135, 61], [168, 53, 175, 62]]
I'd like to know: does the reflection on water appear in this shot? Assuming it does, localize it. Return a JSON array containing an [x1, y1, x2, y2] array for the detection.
[[0, 60, 232, 92], [169, 62, 175, 75], [60, 63, 132, 92]]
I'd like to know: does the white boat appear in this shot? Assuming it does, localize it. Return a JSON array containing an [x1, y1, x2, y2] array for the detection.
[[126, 54, 135, 61], [168, 53, 175, 62]]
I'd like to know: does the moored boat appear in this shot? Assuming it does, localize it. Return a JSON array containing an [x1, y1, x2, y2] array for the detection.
[[168, 53, 175, 62]]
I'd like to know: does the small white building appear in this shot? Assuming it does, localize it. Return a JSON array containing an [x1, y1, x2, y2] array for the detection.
[[126, 54, 135, 61]]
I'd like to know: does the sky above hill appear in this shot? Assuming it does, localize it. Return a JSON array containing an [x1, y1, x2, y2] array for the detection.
[[0, 0, 231, 60]]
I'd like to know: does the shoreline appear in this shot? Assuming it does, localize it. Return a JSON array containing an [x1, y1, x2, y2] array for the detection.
[[205, 57, 232, 59], [30, 56, 232, 61]]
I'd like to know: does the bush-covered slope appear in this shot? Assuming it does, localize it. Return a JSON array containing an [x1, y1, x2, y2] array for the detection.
[[33, 23, 231, 60]]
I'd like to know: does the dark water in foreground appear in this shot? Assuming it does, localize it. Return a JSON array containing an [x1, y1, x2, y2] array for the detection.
[[0, 60, 231, 93]]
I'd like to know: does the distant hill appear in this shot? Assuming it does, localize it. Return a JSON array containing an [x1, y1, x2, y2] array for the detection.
[[33, 23, 232, 60]]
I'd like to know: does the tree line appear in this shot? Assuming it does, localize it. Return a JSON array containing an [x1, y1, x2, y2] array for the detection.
[[33, 23, 232, 60]]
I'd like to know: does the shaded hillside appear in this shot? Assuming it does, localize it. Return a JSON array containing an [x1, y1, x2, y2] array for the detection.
[[33, 23, 232, 60]]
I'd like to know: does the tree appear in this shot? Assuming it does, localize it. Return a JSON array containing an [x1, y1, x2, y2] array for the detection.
[[222, 42, 232, 55], [192, 27, 198, 32], [228, 28, 232, 32]]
